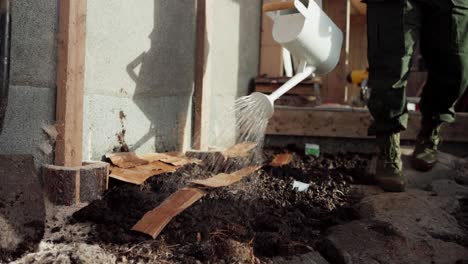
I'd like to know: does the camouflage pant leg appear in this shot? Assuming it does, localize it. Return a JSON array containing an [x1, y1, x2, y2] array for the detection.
[[419, 0, 468, 123], [366, 0, 422, 135]]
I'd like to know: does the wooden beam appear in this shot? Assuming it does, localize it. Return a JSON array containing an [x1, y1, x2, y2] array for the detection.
[[255, 76, 322, 96], [266, 106, 468, 142], [322, 0, 349, 104], [55, 0, 87, 167], [193, 0, 207, 149], [256, 84, 317, 96]]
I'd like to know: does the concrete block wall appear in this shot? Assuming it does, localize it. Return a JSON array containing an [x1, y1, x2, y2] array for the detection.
[[204, 0, 261, 148], [83, 0, 261, 158], [82, 0, 197, 160], [0, 0, 58, 167], [0, 0, 261, 165]]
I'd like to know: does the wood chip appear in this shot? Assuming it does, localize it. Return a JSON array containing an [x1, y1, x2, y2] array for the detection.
[[189, 166, 261, 188], [107, 152, 201, 184], [223, 142, 258, 158], [109, 161, 176, 185], [106, 152, 149, 169], [270, 153, 293, 167], [132, 188, 206, 239], [140, 152, 201, 167]]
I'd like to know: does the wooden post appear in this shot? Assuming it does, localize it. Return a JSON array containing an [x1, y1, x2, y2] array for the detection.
[[348, 14, 368, 102], [55, 0, 87, 167], [193, 0, 207, 149], [322, 0, 349, 104]]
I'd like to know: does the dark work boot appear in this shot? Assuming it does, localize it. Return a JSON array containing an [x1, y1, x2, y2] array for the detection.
[[375, 133, 406, 192], [411, 120, 442, 172]]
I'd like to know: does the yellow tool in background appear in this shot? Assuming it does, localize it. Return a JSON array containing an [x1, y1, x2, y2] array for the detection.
[[347, 69, 370, 103], [347, 69, 368, 86]]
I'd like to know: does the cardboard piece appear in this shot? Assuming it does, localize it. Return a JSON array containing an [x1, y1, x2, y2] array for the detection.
[[106, 152, 149, 169], [270, 153, 293, 167], [140, 152, 201, 167], [107, 152, 201, 185], [109, 161, 176, 185], [132, 188, 206, 239], [222, 142, 258, 158], [189, 166, 261, 188]]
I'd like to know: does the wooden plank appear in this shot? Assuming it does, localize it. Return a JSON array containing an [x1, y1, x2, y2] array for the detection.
[[55, 0, 87, 167], [260, 45, 284, 77], [188, 166, 260, 188], [256, 84, 317, 96], [266, 106, 468, 142], [256, 76, 322, 84], [193, 0, 207, 149], [255, 76, 322, 96], [132, 188, 206, 239], [322, 0, 349, 104], [109, 161, 177, 185]]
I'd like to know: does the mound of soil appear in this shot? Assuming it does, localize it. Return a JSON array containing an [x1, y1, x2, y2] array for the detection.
[[72, 151, 371, 263]]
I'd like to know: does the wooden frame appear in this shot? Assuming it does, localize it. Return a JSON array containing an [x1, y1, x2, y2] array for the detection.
[[193, 0, 208, 150], [266, 106, 468, 142], [55, 0, 87, 167], [255, 76, 322, 96]]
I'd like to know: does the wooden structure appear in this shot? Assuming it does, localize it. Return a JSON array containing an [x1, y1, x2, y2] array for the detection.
[[255, 76, 321, 96], [44, 0, 109, 206], [55, 0, 87, 167], [267, 106, 468, 142], [193, 0, 207, 149], [255, 0, 468, 142]]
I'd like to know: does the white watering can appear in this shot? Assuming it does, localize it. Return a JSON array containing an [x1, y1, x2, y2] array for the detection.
[[251, 0, 343, 118]]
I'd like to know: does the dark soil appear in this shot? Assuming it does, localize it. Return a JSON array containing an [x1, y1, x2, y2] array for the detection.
[[0, 155, 45, 263], [456, 197, 468, 247], [72, 150, 372, 263]]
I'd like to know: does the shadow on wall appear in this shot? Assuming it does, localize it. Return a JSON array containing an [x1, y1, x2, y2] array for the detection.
[[232, 0, 261, 99], [125, 0, 196, 152]]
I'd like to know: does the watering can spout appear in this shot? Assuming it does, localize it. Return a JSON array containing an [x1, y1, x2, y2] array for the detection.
[[251, 62, 315, 119]]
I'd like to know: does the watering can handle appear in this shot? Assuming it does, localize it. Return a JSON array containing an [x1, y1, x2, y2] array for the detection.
[[262, 2, 296, 13]]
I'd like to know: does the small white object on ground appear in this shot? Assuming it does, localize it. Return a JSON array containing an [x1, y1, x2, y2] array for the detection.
[[292, 180, 311, 192]]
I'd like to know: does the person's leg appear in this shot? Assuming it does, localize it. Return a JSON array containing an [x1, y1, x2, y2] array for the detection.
[[412, 0, 468, 171], [367, 0, 422, 191]]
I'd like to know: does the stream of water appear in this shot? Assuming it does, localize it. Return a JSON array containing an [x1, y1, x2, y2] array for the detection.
[[197, 94, 271, 173]]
